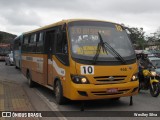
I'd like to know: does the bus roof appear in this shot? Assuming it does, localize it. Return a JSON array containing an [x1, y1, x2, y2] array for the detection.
[[23, 19, 117, 35]]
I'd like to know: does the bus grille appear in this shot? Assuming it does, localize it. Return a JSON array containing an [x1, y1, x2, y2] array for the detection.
[[91, 89, 130, 96], [94, 75, 127, 84]]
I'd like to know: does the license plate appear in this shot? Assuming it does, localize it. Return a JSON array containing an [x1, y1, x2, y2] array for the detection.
[[107, 88, 118, 93]]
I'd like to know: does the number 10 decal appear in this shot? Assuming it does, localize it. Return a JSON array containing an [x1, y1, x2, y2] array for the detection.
[[81, 66, 94, 75]]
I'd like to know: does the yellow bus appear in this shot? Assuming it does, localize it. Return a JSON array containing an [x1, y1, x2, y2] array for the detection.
[[21, 19, 139, 105]]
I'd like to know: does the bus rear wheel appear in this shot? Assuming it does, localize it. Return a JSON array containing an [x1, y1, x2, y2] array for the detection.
[[27, 72, 34, 88], [54, 80, 66, 105]]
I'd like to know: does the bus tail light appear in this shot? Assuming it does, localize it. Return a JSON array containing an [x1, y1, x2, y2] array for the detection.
[[71, 75, 90, 84]]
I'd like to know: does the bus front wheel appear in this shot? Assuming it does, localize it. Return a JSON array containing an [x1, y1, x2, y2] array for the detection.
[[54, 80, 66, 105]]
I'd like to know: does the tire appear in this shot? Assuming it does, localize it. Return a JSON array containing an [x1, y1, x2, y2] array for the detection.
[[150, 82, 160, 97], [54, 80, 66, 105], [27, 72, 34, 88]]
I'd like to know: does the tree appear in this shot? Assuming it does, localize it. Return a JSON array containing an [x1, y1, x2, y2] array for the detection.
[[146, 27, 160, 50], [0, 33, 3, 43], [123, 25, 146, 49], [0, 31, 17, 44], [155, 27, 160, 42]]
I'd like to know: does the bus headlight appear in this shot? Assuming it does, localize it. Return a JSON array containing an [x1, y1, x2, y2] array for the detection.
[[151, 71, 156, 76], [81, 78, 87, 83], [131, 73, 138, 81], [71, 75, 90, 84]]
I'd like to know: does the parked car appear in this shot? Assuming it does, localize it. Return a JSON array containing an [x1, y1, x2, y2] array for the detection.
[[5, 52, 14, 66]]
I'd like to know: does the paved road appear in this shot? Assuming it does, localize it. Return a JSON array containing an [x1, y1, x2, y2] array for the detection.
[[0, 62, 160, 120]]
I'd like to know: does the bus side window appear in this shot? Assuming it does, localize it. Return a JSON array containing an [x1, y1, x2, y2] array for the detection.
[[36, 32, 44, 53], [56, 31, 68, 54], [55, 28, 69, 66], [29, 34, 36, 53], [22, 36, 29, 52]]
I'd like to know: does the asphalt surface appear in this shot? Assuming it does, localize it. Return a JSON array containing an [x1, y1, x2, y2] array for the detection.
[[0, 61, 160, 120]]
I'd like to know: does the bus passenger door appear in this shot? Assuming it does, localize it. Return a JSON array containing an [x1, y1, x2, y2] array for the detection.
[[45, 30, 56, 86]]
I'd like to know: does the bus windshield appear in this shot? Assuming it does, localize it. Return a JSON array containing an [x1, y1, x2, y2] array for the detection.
[[68, 21, 135, 62]]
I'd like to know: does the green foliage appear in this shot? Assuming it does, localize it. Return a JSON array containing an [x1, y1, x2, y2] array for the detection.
[[0, 31, 17, 44], [123, 25, 146, 49], [0, 34, 3, 43]]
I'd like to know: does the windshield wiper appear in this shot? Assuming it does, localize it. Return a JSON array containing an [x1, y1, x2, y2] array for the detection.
[[93, 32, 108, 64], [93, 32, 126, 64]]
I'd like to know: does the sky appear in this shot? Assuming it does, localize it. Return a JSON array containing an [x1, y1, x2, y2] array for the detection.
[[0, 0, 160, 36]]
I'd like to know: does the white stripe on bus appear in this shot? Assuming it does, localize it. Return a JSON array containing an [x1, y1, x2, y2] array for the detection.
[[48, 59, 65, 76]]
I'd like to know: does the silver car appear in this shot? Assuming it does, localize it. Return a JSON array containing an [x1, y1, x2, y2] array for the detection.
[[5, 52, 14, 66]]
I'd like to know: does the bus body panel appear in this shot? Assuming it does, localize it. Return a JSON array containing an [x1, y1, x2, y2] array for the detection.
[[47, 56, 70, 85], [75, 62, 138, 84], [21, 53, 72, 96], [22, 54, 47, 85]]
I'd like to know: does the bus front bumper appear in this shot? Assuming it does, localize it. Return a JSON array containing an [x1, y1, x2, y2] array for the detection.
[[67, 81, 139, 100]]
